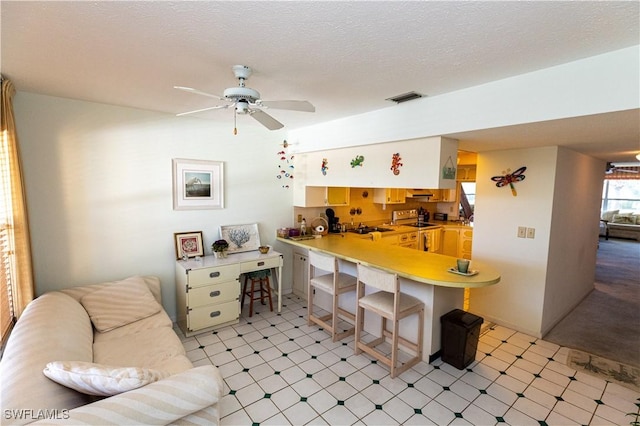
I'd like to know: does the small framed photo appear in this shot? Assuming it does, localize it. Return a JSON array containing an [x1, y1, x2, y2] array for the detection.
[[172, 158, 224, 210], [219, 223, 261, 254], [174, 231, 204, 259]]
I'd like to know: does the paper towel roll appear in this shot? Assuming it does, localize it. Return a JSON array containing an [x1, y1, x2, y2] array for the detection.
[[370, 231, 382, 241]]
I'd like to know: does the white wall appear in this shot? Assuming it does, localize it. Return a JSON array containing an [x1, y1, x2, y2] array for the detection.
[[14, 92, 295, 319], [469, 146, 603, 337], [289, 45, 639, 152]]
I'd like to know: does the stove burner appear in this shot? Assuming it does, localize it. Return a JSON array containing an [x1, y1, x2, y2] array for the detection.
[[404, 222, 438, 228]]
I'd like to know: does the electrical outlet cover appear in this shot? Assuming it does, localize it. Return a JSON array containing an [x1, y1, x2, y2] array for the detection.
[[517, 226, 526, 238]]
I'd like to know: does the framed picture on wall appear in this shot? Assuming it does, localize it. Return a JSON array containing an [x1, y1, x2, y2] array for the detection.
[[174, 231, 204, 259], [172, 158, 224, 210], [219, 223, 261, 254]]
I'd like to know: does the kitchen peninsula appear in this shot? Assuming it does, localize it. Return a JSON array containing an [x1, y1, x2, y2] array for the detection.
[[277, 234, 500, 362]]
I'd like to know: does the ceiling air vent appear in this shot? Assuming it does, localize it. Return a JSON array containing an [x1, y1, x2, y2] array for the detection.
[[386, 91, 424, 104]]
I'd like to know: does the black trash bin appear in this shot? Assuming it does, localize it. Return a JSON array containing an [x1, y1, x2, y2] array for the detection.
[[440, 309, 483, 369]]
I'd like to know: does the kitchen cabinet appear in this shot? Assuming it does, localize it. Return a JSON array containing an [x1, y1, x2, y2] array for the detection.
[[457, 165, 476, 182], [292, 250, 308, 298], [441, 226, 473, 259], [293, 186, 350, 207], [373, 188, 406, 204]]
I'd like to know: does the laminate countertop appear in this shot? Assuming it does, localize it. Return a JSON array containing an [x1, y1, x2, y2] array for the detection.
[[277, 234, 500, 288]]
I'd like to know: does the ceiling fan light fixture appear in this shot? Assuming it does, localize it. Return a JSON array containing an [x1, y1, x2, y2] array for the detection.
[[636, 153, 640, 161]]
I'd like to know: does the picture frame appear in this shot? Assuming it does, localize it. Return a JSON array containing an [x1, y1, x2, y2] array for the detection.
[[172, 158, 224, 210], [219, 223, 261, 254], [174, 231, 204, 260]]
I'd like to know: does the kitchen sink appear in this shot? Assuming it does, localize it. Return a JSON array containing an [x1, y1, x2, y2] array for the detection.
[[348, 226, 394, 234]]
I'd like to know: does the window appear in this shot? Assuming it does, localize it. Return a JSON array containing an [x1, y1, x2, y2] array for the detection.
[[1, 129, 15, 344], [602, 179, 640, 212]]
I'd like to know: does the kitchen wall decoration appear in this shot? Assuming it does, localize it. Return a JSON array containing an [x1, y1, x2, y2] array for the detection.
[[321, 158, 329, 175], [350, 155, 365, 168], [219, 223, 261, 253], [276, 140, 294, 188], [442, 156, 456, 179], [174, 231, 204, 260], [172, 159, 224, 210], [491, 166, 527, 196], [390, 152, 403, 175]]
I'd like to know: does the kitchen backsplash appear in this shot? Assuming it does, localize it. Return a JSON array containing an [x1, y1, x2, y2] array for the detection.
[[292, 187, 451, 230]]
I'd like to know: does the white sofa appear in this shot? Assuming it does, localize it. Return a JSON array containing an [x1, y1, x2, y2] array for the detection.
[[600, 210, 640, 241], [0, 276, 224, 425]]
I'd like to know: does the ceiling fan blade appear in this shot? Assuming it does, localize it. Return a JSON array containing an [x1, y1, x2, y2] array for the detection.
[[250, 109, 284, 130], [174, 86, 225, 100], [259, 100, 315, 112], [176, 105, 229, 116]]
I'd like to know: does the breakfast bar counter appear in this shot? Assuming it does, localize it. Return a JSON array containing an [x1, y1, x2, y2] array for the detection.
[[277, 234, 501, 361]]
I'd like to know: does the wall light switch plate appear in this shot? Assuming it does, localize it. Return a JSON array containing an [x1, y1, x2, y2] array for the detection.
[[517, 226, 527, 238], [526, 227, 535, 239]]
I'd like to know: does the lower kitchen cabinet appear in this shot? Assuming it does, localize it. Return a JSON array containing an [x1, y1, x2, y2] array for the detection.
[[441, 226, 473, 259], [292, 249, 308, 298]]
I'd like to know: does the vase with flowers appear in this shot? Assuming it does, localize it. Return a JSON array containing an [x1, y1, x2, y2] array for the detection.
[[212, 239, 229, 258]]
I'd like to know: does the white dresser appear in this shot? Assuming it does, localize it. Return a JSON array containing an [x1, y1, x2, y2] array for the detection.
[[175, 250, 283, 337]]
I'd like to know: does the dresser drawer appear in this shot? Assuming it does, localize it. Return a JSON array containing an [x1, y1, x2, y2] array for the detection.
[[188, 300, 239, 331], [188, 280, 239, 308], [240, 256, 282, 272], [187, 264, 240, 287]]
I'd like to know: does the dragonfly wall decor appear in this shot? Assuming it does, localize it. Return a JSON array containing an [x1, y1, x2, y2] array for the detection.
[[491, 166, 527, 196]]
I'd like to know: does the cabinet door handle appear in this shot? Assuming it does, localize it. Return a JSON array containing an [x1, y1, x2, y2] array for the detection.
[[210, 311, 221, 318], [210, 290, 221, 298], [209, 271, 220, 278], [257, 261, 265, 266]]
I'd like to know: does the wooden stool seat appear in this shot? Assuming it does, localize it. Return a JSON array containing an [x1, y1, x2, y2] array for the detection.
[[308, 251, 357, 342], [355, 263, 424, 378], [242, 269, 273, 317]]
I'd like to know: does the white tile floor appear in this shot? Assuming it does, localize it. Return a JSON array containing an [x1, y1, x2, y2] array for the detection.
[[176, 294, 640, 426]]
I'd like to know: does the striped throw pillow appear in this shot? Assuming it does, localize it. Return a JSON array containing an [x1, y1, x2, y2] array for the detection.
[[43, 361, 168, 396], [80, 275, 162, 332]]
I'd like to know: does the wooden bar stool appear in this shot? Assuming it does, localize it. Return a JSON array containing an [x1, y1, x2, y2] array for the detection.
[[242, 269, 273, 317], [308, 250, 357, 342], [355, 263, 424, 378]]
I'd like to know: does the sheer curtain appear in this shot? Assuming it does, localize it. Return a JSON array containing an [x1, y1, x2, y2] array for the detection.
[[1, 76, 34, 343]]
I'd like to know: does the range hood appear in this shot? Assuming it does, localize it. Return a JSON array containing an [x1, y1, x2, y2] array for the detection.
[[406, 189, 435, 198]]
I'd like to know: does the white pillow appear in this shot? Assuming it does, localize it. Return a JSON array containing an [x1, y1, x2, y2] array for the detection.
[[80, 276, 162, 332], [43, 361, 169, 396], [601, 210, 619, 221]]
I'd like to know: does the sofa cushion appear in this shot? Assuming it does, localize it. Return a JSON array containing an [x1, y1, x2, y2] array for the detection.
[[80, 275, 162, 332], [611, 213, 637, 224], [601, 209, 619, 222], [0, 292, 95, 425], [43, 361, 169, 396], [93, 326, 188, 372]]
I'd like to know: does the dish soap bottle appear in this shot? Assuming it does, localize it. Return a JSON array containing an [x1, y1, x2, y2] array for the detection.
[[300, 218, 307, 236]]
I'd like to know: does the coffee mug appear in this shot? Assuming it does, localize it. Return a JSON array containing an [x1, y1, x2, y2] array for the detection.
[[457, 259, 470, 273]]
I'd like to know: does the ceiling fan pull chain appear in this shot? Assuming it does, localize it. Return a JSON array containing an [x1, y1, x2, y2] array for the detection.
[[234, 109, 238, 135]]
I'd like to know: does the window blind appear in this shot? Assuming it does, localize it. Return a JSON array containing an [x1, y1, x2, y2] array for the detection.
[[1, 129, 15, 344]]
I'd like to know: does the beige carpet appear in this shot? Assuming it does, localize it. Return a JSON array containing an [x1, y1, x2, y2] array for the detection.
[[544, 238, 640, 368], [567, 348, 640, 393]]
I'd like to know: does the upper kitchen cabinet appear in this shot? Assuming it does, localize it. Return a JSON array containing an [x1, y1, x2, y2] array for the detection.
[[293, 186, 350, 207], [373, 188, 406, 204], [457, 165, 476, 182], [296, 137, 459, 189]]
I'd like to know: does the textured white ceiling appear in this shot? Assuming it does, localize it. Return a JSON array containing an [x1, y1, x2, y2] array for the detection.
[[1, 1, 639, 161]]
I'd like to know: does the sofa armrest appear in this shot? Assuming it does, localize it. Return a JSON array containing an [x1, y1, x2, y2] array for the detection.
[[30, 366, 224, 425]]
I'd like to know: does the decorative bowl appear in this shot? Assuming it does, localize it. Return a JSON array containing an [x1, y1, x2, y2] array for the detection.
[[258, 246, 270, 254]]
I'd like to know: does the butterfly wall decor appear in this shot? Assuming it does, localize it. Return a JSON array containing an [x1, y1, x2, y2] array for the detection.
[[491, 166, 527, 196]]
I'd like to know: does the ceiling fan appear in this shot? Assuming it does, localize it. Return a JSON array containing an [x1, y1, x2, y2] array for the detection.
[[606, 162, 639, 174], [175, 65, 315, 134]]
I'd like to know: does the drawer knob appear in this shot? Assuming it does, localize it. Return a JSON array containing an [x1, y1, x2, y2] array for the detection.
[[257, 261, 265, 266], [210, 290, 221, 298], [209, 271, 220, 278], [210, 311, 221, 318]]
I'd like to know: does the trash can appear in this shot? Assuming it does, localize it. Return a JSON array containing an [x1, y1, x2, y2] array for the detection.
[[440, 309, 483, 369]]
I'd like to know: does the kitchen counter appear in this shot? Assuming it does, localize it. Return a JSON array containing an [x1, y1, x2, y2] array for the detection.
[[277, 234, 499, 288], [278, 233, 500, 360]]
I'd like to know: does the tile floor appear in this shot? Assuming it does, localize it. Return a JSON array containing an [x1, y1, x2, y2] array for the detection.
[[177, 294, 640, 425]]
